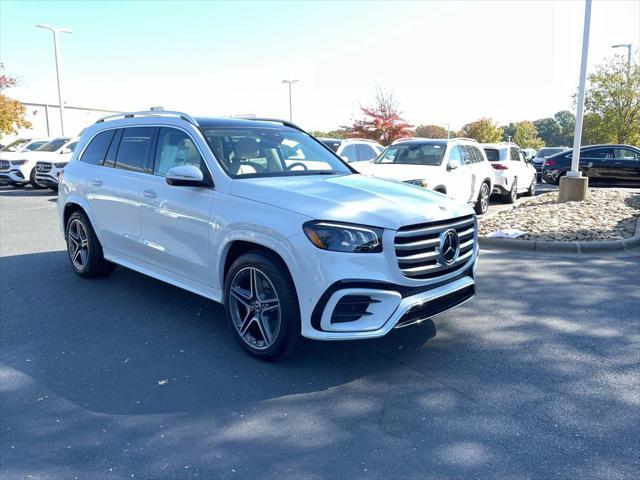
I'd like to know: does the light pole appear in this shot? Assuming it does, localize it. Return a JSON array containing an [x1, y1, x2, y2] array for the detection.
[[559, 0, 591, 202], [281, 79, 298, 122], [36, 24, 72, 136], [612, 43, 632, 78]]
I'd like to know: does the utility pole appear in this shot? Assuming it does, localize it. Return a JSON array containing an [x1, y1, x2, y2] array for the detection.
[[36, 24, 73, 136], [559, 0, 591, 202], [281, 79, 298, 122]]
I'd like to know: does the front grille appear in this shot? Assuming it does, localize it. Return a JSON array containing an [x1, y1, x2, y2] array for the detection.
[[330, 295, 378, 323], [36, 162, 52, 173], [395, 215, 476, 280], [0, 160, 9, 170], [396, 285, 475, 328]]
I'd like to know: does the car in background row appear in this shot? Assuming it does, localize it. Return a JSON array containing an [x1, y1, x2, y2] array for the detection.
[[541, 144, 640, 186], [522, 148, 537, 161], [318, 138, 384, 169], [359, 137, 494, 214], [532, 146, 568, 178], [0, 137, 55, 187], [35, 137, 80, 191], [482, 143, 537, 203]]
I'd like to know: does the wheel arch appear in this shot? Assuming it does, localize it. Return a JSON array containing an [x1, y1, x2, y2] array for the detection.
[[61, 196, 103, 242]]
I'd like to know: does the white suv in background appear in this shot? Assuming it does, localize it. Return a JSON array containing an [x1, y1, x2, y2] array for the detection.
[[0, 137, 51, 186], [359, 138, 495, 215], [318, 138, 384, 170], [482, 143, 537, 203], [58, 111, 478, 360], [35, 137, 79, 191]]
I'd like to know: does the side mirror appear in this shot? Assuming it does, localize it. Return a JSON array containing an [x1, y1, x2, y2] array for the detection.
[[340, 155, 350, 162], [166, 164, 207, 187], [60, 147, 72, 154], [447, 158, 460, 170]]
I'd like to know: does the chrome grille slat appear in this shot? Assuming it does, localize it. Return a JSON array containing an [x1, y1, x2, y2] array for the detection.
[[0, 160, 9, 171], [396, 217, 475, 238], [36, 162, 52, 173], [394, 215, 477, 280]]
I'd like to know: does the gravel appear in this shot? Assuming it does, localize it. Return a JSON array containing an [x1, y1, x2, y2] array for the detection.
[[479, 189, 640, 241]]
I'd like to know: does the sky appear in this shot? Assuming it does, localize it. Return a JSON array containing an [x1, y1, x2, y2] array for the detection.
[[1, 0, 639, 133]]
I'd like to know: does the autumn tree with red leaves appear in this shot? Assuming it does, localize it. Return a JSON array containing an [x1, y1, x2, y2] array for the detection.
[[342, 88, 413, 145]]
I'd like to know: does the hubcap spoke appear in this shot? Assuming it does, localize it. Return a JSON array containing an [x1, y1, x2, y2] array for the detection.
[[260, 298, 279, 312], [257, 316, 273, 344], [230, 286, 252, 306]]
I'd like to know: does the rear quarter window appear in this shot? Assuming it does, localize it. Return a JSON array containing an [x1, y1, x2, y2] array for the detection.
[[80, 130, 116, 166]]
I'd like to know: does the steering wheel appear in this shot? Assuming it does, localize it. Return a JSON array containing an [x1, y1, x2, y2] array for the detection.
[[286, 162, 309, 171]]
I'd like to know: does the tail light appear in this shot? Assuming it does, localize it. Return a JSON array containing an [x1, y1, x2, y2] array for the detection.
[[543, 159, 557, 167], [491, 163, 509, 170]]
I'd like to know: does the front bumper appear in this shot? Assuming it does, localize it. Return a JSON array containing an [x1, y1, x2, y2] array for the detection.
[[0, 169, 28, 184], [35, 171, 61, 188]]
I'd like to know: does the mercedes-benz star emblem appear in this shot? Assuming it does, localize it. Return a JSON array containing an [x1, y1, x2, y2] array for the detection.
[[437, 229, 460, 265]]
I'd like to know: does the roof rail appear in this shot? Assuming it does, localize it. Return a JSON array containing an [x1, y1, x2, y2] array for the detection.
[[245, 117, 305, 132], [95, 110, 199, 127], [344, 138, 380, 144], [449, 137, 478, 142]]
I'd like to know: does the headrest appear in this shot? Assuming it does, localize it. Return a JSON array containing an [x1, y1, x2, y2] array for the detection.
[[235, 138, 260, 159]]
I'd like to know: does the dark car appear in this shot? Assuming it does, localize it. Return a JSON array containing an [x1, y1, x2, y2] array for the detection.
[[532, 147, 568, 178], [541, 144, 640, 185]]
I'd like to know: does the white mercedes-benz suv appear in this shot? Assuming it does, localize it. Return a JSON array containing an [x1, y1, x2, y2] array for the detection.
[[58, 111, 478, 360], [359, 138, 495, 215]]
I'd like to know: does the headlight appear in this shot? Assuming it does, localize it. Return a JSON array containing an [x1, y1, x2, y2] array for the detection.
[[303, 221, 383, 253], [54, 162, 68, 168], [404, 179, 429, 188], [12, 160, 28, 166]]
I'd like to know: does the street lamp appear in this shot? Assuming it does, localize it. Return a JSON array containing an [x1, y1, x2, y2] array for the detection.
[[281, 79, 298, 122], [612, 43, 632, 78], [36, 24, 72, 136]]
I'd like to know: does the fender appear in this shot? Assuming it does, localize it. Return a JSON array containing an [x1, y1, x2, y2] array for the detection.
[[60, 195, 104, 244], [215, 229, 303, 304]]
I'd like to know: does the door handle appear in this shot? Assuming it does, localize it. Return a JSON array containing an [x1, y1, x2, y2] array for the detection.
[[143, 189, 157, 199], [91, 179, 103, 187]]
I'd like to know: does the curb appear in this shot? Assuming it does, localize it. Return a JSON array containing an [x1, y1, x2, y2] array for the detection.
[[479, 217, 640, 254]]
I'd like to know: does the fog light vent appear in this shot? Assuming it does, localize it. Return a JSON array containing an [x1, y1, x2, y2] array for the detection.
[[331, 295, 379, 323]]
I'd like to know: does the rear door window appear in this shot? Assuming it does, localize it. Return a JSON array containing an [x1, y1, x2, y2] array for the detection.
[[114, 127, 155, 172], [80, 130, 116, 166]]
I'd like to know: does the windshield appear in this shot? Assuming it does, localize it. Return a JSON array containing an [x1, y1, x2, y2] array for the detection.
[[2, 139, 31, 152], [483, 148, 508, 162], [26, 141, 48, 151], [200, 127, 352, 178], [374, 143, 446, 166], [537, 148, 565, 158], [36, 138, 70, 152]]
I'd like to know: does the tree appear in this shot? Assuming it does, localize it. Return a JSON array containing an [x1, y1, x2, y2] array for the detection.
[[533, 118, 561, 146], [500, 123, 517, 142], [0, 64, 31, 137], [342, 88, 413, 145], [311, 129, 347, 139], [512, 121, 545, 149], [415, 124, 448, 139], [581, 55, 640, 145], [553, 110, 575, 146], [460, 118, 504, 143]]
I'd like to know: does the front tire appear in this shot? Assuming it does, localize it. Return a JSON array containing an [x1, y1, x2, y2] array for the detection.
[[224, 252, 300, 361], [29, 169, 44, 189], [474, 182, 490, 215], [66, 211, 116, 278]]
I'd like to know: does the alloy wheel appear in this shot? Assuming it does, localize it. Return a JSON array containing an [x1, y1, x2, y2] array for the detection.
[[480, 184, 489, 213], [229, 267, 281, 350], [67, 219, 89, 271], [511, 179, 518, 202]]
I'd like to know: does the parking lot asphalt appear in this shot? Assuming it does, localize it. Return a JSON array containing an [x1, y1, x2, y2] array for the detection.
[[1, 185, 639, 480]]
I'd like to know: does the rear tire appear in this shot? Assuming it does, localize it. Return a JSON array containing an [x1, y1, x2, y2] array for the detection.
[[474, 182, 490, 215], [503, 178, 517, 204], [66, 211, 116, 278], [224, 251, 300, 361]]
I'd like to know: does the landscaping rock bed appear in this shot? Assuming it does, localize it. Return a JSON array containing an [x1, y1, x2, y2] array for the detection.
[[479, 189, 640, 241]]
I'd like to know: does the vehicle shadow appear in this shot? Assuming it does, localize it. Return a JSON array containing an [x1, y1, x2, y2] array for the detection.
[[0, 186, 56, 197], [0, 250, 437, 415]]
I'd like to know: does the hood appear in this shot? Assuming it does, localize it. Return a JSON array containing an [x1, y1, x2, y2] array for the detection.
[[27, 151, 67, 162], [230, 173, 473, 230], [358, 162, 443, 183], [0, 151, 32, 161]]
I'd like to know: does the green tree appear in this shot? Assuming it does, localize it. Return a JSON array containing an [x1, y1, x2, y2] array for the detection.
[[533, 118, 561, 145], [512, 121, 545, 149], [0, 64, 31, 138], [581, 54, 640, 145], [553, 110, 575, 146], [415, 124, 448, 138], [500, 123, 517, 142], [342, 88, 413, 145], [461, 118, 504, 143]]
